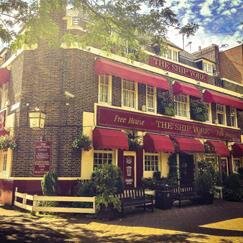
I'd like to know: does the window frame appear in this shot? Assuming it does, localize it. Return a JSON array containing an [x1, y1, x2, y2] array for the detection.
[[232, 158, 241, 174], [204, 102, 212, 123], [162, 47, 179, 62], [228, 107, 238, 128], [144, 153, 160, 172], [98, 74, 112, 105], [93, 150, 114, 169], [216, 104, 226, 125], [174, 94, 190, 118], [121, 79, 138, 109], [146, 85, 157, 113]]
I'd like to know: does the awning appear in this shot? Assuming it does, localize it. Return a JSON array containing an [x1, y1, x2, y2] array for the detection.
[[93, 127, 128, 150], [95, 59, 169, 90], [143, 133, 174, 153], [205, 140, 230, 157], [173, 137, 204, 153], [203, 90, 243, 110], [172, 81, 201, 98], [232, 143, 243, 157], [0, 68, 10, 85]]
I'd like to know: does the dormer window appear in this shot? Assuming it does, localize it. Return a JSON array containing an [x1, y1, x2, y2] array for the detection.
[[162, 47, 179, 62], [203, 61, 215, 75]]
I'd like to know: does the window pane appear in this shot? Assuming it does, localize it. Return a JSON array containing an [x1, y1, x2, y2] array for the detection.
[[94, 151, 113, 169], [99, 75, 110, 103], [145, 154, 159, 171], [122, 80, 136, 108], [174, 95, 188, 117], [146, 85, 155, 112]]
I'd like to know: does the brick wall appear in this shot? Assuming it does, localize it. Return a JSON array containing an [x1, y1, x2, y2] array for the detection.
[[10, 48, 98, 177], [219, 45, 243, 84]]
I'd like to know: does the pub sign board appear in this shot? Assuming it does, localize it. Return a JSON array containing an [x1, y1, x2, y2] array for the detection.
[[33, 141, 51, 176], [149, 56, 208, 83], [97, 106, 241, 142]]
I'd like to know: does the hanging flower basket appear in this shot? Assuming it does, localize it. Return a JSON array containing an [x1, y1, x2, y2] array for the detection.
[[157, 92, 175, 116], [0, 136, 17, 150], [190, 100, 208, 122], [72, 134, 92, 151]]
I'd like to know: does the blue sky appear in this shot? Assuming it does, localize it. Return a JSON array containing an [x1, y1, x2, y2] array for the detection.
[[166, 0, 243, 52]]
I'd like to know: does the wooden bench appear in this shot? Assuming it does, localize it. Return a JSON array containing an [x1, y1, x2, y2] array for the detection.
[[116, 188, 154, 215], [171, 186, 200, 207]]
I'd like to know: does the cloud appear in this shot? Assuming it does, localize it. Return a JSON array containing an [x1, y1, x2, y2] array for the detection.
[[200, 0, 214, 17]]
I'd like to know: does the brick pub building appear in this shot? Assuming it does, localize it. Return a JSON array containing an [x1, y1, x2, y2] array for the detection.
[[0, 11, 243, 205]]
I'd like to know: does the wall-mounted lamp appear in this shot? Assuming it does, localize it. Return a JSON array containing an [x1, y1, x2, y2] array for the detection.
[[29, 108, 46, 129]]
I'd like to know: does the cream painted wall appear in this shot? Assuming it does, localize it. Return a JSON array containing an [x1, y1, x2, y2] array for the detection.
[[143, 152, 170, 178], [81, 112, 95, 179], [5, 113, 15, 136]]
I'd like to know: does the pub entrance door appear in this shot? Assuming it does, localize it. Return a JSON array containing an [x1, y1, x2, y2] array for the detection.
[[123, 151, 136, 188], [179, 153, 194, 187]]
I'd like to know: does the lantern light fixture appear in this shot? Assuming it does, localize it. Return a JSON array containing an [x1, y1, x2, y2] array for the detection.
[[29, 108, 46, 129]]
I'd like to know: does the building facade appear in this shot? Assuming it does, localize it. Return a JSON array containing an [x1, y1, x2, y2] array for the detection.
[[0, 14, 243, 205]]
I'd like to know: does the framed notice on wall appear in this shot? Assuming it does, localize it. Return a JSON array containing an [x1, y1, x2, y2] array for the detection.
[[33, 141, 51, 176]]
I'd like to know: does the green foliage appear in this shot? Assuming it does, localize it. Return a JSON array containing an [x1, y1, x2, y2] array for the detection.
[[72, 180, 95, 208], [224, 174, 241, 189], [1, 1, 198, 62], [190, 99, 208, 122], [179, 23, 199, 37], [73, 180, 95, 196], [141, 178, 156, 190], [41, 171, 58, 196], [196, 161, 216, 194], [92, 164, 123, 195], [0, 136, 17, 150], [41, 171, 58, 209], [95, 194, 121, 212], [127, 131, 142, 151], [72, 134, 92, 151], [157, 92, 175, 116], [223, 174, 242, 202], [91, 164, 123, 212]]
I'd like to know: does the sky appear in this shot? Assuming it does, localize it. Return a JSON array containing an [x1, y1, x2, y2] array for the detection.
[[165, 0, 243, 52]]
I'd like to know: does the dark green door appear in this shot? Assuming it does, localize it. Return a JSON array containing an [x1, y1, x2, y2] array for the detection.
[[179, 153, 194, 186]]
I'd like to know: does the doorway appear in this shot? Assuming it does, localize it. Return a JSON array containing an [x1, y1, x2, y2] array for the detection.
[[123, 151, 136, 188], [179, 153, 194, 186]]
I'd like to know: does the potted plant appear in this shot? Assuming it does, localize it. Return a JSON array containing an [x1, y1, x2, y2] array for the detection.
[[72, 134, 92, 151], [190, 99, 208, 122], [195, 161, 216, 204], [157, 92, 175, 116]]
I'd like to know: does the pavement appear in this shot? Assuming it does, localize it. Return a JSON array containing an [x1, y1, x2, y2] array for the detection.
[[0, 200, 242, 242]]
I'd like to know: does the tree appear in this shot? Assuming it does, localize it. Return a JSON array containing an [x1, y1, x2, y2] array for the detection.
[[0, 0, 199, 58]]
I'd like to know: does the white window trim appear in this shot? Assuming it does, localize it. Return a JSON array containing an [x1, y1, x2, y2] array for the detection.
[[121, 79, 138, 110], [98, 74, 112, 105], [174, 94, 190, 119], [216, 104, 226, 126], [93, 150, 115, 169], [144, 152, 160, 172], [162, 47, 179, 62], [229, 107, 238, 128], [146, 85, 157, 113], [205, 102, 212, 123]]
